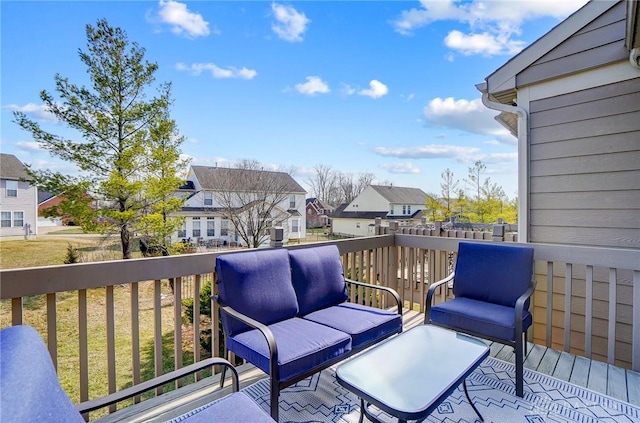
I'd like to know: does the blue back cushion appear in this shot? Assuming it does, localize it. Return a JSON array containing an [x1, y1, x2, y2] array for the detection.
[[289, 245, 348, 315], [216, 249, 299, 336], [453, 242, 534, 308], [0, 325, 85, 423]]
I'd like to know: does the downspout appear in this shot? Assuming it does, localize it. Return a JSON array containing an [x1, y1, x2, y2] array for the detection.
[[475, 82, 529, 242]]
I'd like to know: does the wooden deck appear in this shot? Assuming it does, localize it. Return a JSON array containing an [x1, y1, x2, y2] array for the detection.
[[95, 309, 640, 423]]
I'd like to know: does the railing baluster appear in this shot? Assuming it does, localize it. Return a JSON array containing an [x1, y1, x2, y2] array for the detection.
[[193, 274, 202, 373], [106, 285, 116, 412], [153, 279, 162, 395], [78, 289, 89, 404], [546, 261, 553, 348], [585, 266, 593, 359], [131, 282, 141, 403], [11, 297, 22, 325], [633, 270, 640, 372], [46, 293, 57, 370], [608, 268, 617, 365], [564, 263, 572, 353], [174, 277, 183, 388]]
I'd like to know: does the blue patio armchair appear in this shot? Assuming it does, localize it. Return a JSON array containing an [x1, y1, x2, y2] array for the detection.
[[0, 325, 274, 423], [424, 242, 535, 397]]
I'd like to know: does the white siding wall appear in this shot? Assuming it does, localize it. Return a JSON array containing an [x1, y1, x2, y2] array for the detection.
[[345, 187, 387, 212], [0, 179, 37, 238], [332, 217, 378, 237]]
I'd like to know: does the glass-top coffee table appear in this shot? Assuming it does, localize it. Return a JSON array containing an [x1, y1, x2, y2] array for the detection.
[[336, 325, 489, 423]]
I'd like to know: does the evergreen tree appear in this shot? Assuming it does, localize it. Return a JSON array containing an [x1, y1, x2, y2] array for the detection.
[[13, 19, 186, 259]]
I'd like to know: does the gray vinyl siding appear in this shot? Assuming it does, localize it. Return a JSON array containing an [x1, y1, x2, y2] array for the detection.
[[528, 78, 640, 249], [518, 1, 627, 87]]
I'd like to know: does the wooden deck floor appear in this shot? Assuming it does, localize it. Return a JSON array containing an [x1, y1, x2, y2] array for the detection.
[[96, 309, 640, 423]]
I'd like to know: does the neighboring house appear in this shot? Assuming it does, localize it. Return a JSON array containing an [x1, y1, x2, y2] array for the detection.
[[37, 190, 64, 226], [477, 0, 640, 249], [177, 166, 307, 247], [305, 197, 333, 228], [331, 185, 427, 237], [0, 154, 37, 238]]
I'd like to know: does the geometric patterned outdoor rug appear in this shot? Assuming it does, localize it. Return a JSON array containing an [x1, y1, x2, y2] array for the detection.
[[243, 357, 640, 423]]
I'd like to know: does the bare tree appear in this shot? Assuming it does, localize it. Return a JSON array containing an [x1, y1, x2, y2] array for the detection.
[[440, 168, 459, 220], [306, 164, 336, 202], [210, 162, 303, 248]]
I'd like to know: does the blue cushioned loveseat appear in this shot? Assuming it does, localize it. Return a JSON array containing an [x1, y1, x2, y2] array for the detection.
[[214, 245, 403, 421]]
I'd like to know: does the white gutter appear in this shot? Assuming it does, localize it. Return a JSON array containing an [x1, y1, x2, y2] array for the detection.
[[475, 82, 529, 242]]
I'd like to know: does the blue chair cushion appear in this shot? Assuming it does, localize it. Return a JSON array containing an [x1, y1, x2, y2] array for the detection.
[[289, 245, 348, 315], [169, 391, 274, 423], [429, 297, 532, 342], [226, 317, 351, 382], [302, 303, 402, 349], [0, 325, 85, 423], [216, 249, 299, 336], [453, 242, 534, 309]]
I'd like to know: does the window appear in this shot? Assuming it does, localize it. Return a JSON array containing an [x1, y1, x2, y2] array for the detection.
[[289, 195, 296, 209], [204, 192, 213, 206], [402, 205, 407, 214], [407, 205, 411, 214], [390, 205, 394, 215], [177, 221, 186, 238], [6, 181, 17, 198], [13, 211, 24, 228], [291, 218, 299, 233], [1, 212, 11, 227], [192, 217, 201, 237], [221, 219, 229, 236], [207, 217, 215, 237], [307, 209, 312, 215]]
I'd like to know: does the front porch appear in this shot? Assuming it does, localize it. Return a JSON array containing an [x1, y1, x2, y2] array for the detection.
[[1, 231, 639, 421]]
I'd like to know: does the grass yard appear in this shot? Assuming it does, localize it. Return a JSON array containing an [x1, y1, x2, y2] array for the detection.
[[1, 234, 200, 419]]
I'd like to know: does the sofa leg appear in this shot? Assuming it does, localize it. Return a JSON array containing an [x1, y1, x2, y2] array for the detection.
[[270, 379, 279, 421], [515, 339, 524, 397]]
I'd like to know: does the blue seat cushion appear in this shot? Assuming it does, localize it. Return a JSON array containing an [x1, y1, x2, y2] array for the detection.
[[216, 249, 299, 336], [289, 245, 348, 315], [226, 317, 351, 382], [429, 297, 532, 342], [302, 303, 402, 349], [170, 391, 274, 423]]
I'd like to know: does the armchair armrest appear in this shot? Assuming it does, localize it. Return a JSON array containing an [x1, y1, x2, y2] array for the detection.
[[424, 272, 455, 324], [345, 277, 402, 315], [77, 357, 239, 414], [212, 295, 280, 384], [514, 281, 536, 338]]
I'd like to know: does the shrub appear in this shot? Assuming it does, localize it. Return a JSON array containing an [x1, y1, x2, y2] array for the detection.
[[64, 243, 80, 264]]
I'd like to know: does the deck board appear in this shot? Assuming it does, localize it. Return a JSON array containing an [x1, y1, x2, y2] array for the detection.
[[552, 351, 576, 381], [627, 370, 640, 406]]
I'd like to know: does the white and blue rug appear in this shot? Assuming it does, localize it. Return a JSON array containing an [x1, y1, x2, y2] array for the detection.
[[242, 357, 640, 423]]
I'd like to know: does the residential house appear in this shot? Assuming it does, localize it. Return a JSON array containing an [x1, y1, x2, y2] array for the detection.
[[177, 166, 306, 247], [0, 154, 37, 238], [305, 197, 333, 228], [477, 0, 639, 250], [331, 185, 427, 237]]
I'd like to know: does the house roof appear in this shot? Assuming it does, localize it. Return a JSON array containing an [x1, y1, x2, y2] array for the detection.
[[369, 185, 427, 204], [483, 0, 620, 101], [190, 166, 306, 193], [38, 190, 57, 204], [0, 153, 31, 181]]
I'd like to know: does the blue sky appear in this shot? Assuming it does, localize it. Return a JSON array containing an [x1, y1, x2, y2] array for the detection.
[[1, 0, 589, 199]]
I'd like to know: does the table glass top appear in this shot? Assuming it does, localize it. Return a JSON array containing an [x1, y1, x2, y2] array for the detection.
[[336, 325, 489, 416]]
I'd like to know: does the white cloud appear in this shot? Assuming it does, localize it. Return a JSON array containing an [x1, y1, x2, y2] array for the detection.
[[5, 103, 58, 122], [392, 0, 589, 56], [15, 141, 43, 151], [176, 62, 257, 79], [424, 97, 513, 144], [295, 76, 329, 95], [157, 0, 209, 38], [271, 3, 310, 42], [379, 162, 421, 174], [358, 80, 388, 99], [373, 144, 480, 162]]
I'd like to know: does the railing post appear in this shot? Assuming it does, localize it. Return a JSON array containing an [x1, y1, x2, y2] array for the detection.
[[493, 218, 506, 242], [270, 227, 284, 248]]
